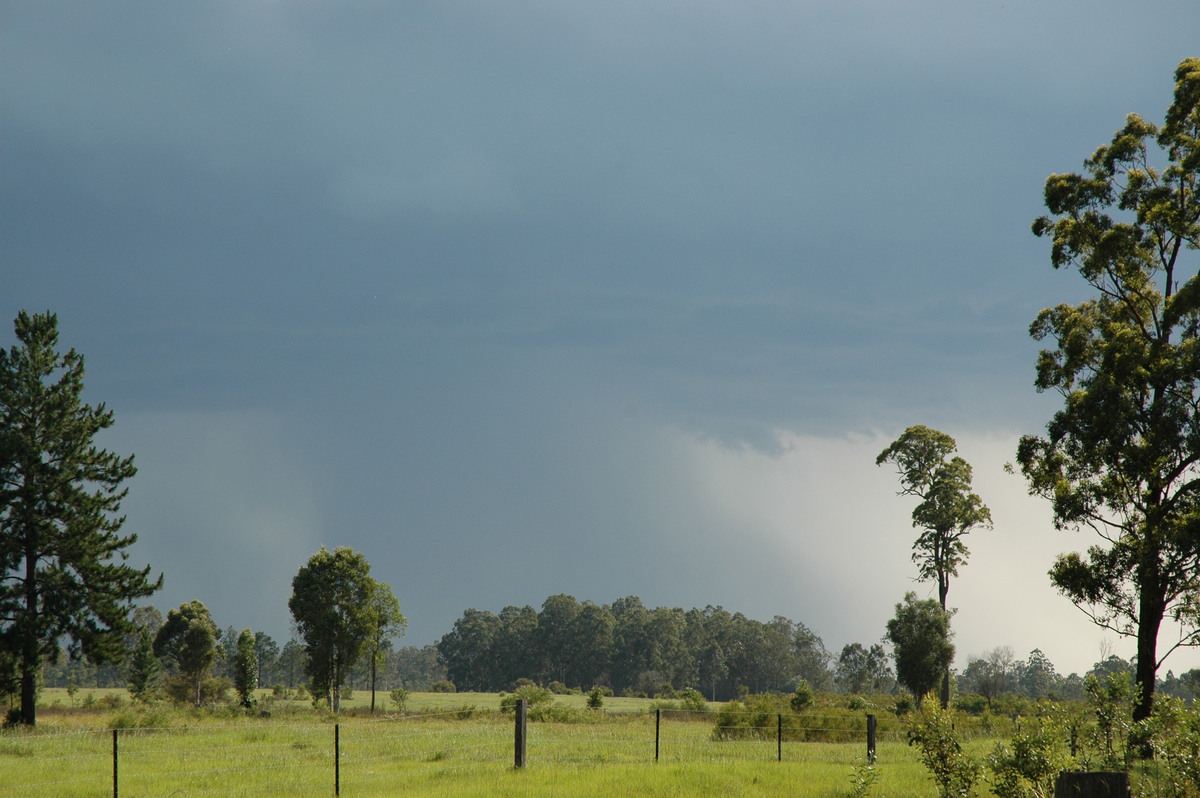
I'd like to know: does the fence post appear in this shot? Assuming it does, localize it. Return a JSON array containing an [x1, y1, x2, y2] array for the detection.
[[866, 714, 877, 764], [777, 714, 782, 761], [112, 728, 118, 798], [514, 699, 527, 769], [334, 723, 340, 797], [655, 708, 661, 762]]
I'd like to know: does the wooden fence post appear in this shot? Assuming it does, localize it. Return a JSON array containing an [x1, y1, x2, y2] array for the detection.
[[866, 714, 877, 764], [777, 714, 782, 761], [1054, 771, 1130, 797], [112, 728, 119, 798], [655, 708, 661, 762], [514, 699, 527, 769], [334, 723, 340, 796]]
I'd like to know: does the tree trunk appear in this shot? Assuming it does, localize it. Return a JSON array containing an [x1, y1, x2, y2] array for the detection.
[[370, 652, 377, 713], [938, 577, 951, 710], [20, 547, 38, 726], [1134, 585, 1165, 723]]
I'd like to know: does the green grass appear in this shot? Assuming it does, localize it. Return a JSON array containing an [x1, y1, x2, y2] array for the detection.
[[3, 693, 954, 797]]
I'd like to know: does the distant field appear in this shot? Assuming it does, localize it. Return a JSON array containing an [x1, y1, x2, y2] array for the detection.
[[4, 690, 947, 796]]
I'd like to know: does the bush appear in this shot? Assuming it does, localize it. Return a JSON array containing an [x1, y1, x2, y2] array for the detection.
[[987, 720, 1069, 798], [713, 693, 807, 741], [547, 680, 571, 695], [894, 695, 914, 716], [677, 688, 708, 712], [587, 686, 605, 709], [906, 702, 982, 798], [790, 681, 814, 712], [953, 693, 989, 715], [430, 681, 456, 693], [389, 687, 410, 712], [163, 676, 231, 706], [500, 684, 554, 712]]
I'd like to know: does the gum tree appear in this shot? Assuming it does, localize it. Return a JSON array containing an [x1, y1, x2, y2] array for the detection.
[[1015, 58, 1200, 722], [289, 546, 391, 712], [877, 424, 991, 707], [154, 600, 220, 706]]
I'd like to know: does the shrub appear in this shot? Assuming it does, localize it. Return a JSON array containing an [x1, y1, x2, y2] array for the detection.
[[430, 680, 456, 693], [511, 678, 537, 690], [713, 693, 806, 741], [389, 687, 410, 712], [587, 686, 605, 710], [529, 703, 590, 723], [987, 720, 1069, 798], [906, 701, 981, 798], [790, 681, 814, 712], [164, 675, 231, 706], [547, 680, 571, 695], [893, 695, 914, 716], [677, 688, 708, 712], [953, 693, 989, 716], [500, 684, 554, 712]]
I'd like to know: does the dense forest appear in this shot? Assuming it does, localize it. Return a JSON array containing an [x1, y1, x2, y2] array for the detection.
[[37, 592, 1200, 709]]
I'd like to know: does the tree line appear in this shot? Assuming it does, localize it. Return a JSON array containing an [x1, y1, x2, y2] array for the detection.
[[436, 595, 835, 700]]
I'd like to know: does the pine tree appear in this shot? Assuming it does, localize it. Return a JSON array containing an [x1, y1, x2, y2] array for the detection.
[[0, 311, 161, 725], [127, 629, 162, 700], [234, 628, 258, 708]]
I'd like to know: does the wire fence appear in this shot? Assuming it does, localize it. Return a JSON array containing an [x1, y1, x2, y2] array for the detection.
[[0, 706, 884, 796]]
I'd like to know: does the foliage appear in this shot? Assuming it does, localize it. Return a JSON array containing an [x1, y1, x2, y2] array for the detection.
[[712, 693, 806, 741], [986, 721, 1070, 798], [0, 310, 161, 725], [886, 593, 954, 709], [791, 680, 814, 711], [877, 426, 993, 608], [430, 680, 456, 693], [878, 425, 989, 710], [906, 701, 982, 798], [234, 628, 258, 708], [288, 546, 381, 712], [1142, 695, 1200, 794], [154, 600, 220, 707], [163, 675, 231, 706], [500, 683, 554, 712], [1015, 58, 1200, 723], [848, 761, 879, 798], [1085, 671, 1135, 769], [676, 688, 707, 712], [587, 685, 605, 709], [437, 594, 832, 698], [837, 642, 894, 695], [363, 579, 405, 712], [127, 629, 161, 701], [389, 687, 409, 711]]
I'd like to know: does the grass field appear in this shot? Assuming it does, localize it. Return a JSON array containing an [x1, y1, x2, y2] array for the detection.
[[2, 689, 955, 796]]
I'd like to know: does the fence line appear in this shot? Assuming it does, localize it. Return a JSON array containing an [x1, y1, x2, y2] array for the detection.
[[2, 706, 883, 796]]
